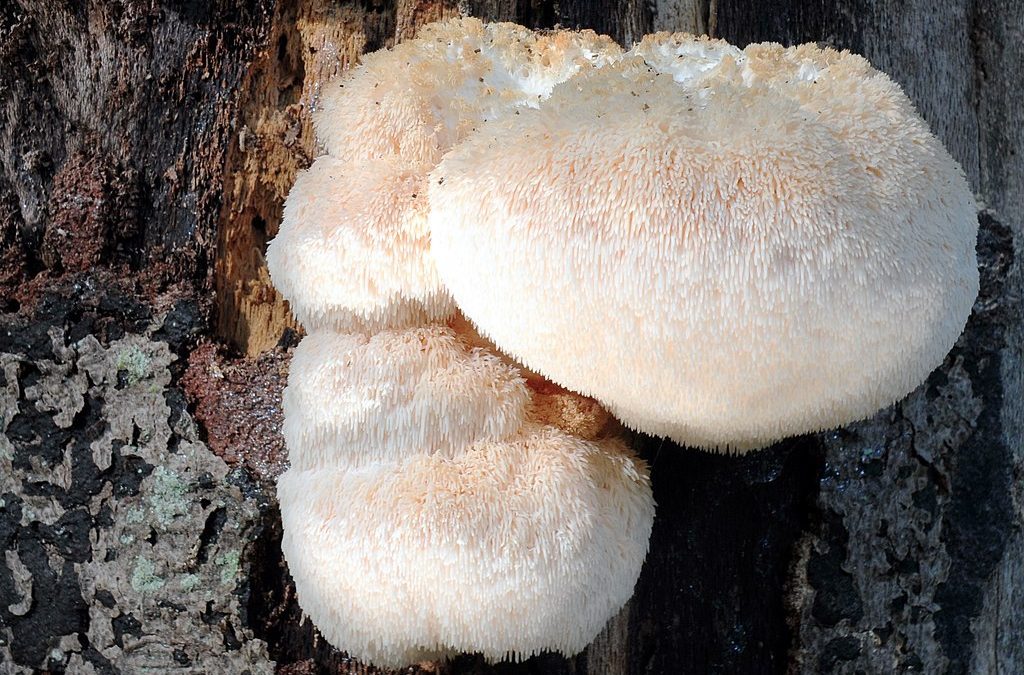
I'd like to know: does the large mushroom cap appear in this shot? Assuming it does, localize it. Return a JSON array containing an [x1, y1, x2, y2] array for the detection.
[[265, 155, 454, 332], [278, 423, 654, 667], [284, 326, 530, 470], [428, 36, 979, 451], [315, 17, 623, 165]]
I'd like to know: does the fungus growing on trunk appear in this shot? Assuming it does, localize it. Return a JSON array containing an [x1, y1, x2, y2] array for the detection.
[[268, 19, 977, 668], [266, 18, 654, 669], [265, 156, 451, 332], [428, 34, 979, 451], [267, 18, 622, 332], [283, 326, 530, 470], [279, 422, 653, 667]]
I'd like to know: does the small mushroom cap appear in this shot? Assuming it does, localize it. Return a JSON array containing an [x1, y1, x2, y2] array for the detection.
[[284, 326, 530, 470], [278, 423, 654, 667], [315, 17, 623, 164], [428, 37, 979, 451], [273, 20, 621, 331], [265, 155, 454, 332]]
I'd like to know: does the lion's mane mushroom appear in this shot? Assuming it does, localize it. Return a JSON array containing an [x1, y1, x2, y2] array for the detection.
[[268, 19, 654, 668], [283, 325, 531, 469], [279, 323, 654, 666], [314, 17, 623, 165], [265, 155, 451, 332], [428, 33, 979, 451], [267, 18, 622, 333], [279, 422, 653, 667]]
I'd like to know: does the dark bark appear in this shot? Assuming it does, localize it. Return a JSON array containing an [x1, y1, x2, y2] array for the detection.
[[1, 1, 1020, 674]]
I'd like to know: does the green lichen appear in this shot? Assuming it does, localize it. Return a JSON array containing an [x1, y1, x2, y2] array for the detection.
[[180, 573, 201, 592], [125, 506, 146, 524], [215, 550, 240, 586], [148, 466, 189, 526], [115, 345, 150, 386], [131, 556, 165, 593]]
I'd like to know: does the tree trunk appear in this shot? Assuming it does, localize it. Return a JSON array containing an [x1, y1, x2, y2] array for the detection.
[[1, 1, 1020, 674]]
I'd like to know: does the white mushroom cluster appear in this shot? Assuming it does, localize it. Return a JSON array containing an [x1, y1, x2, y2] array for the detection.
[[268, 19, 653, 668], [267, 18, 978, 668]]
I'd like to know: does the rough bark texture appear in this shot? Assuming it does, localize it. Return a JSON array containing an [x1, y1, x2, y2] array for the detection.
[[1, 1, 1021, 674]]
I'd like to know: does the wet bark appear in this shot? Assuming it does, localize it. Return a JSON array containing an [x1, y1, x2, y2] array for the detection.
[[1, 1, 1020, 674]]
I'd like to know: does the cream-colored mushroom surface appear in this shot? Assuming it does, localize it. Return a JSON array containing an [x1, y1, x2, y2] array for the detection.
[[283, 326, 530, 470], [265, 155, 453, 332], [268, 18, 655, 669], [428, 34, 979, 451], [279, 423, 653, 667], [315, 18, 623, 165], [279, 325, 654, 665], [269, 20, 976, 668], [267, 18, 623, 333]]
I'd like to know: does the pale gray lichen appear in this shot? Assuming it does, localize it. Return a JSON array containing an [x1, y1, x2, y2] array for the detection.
[[114, 345, 151, 386], [147, 466, 190, 527], [180, 573, 201, 592], [215, 550, 241, 587], [1, 306, 273, 673], [130, 556, 165, 593]]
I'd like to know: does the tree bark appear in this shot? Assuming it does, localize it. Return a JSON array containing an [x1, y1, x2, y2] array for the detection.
[[1, 1, 1020, 674]]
